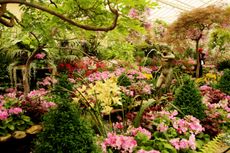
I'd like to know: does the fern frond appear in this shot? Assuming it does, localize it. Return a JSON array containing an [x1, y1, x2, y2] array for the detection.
[[200, 134, 230, 153]]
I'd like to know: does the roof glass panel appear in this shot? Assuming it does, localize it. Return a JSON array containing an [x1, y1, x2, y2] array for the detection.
[[149, 0, 230, 23]]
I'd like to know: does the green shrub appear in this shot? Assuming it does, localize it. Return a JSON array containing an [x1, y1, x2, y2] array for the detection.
[[217, 69, 230, 95], [140, 57, 153, 66], [173, 76, 206, 120], [33, 97, 98, 153], [217, 60, 230, 71], [117, 73, 131, 86]]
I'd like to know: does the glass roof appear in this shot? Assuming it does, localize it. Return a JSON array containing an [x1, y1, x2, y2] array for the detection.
[[149, 0, 230, 23]]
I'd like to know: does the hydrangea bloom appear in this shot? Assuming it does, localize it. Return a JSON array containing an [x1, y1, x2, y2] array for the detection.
[[137, 149, 160, 153], [8, 107, 23, 115], [41, 102, 57, 111], [130, 127, 152, 139], [0, 110, 8, 120], [27, 88, 48, 99], [157, 123, 168, 132], [87, 71, 111, 82], [102, 133, 137, 153], [170, 134, 196, 150], [172, 115, 204, 135]]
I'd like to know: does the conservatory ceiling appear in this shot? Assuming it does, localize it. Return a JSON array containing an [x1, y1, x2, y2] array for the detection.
[[150, 0, 230, 23]]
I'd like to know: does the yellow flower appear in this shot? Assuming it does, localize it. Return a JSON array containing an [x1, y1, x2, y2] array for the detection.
[[101, 106, 113, 114], [205, 73, 216, 80], [73, 77, 122, 114], [143, 73, 153, 80]]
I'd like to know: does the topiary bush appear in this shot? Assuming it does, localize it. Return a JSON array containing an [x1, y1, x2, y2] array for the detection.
[[173, 76, 206, 120], [217, 69, 230, 95], [217, 60, 230, 71], [33, 98, 98, 153], [33, 76, 98, 153]]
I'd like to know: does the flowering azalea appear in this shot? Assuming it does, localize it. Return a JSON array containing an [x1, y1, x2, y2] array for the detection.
[[35, 53, 46, 59]]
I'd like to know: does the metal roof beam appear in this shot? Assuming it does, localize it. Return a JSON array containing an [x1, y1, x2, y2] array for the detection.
[[156, 0, 190, 11]]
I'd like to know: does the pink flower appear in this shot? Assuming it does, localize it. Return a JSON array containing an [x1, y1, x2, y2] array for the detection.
[[137, 149, 160, 153], [6, 92, 16, 98], [128, 8, 139, 18], [113, 122, 124, 130], [139, 67, 152, 74], [68, 78, 76, 83], [199, 85, 212, 91], [5, 88, 16, 93], [8, 107, 23, 115], [144, 22, 153, 30], [179, 139, 189, 149], [142, 85, 151, 94], [41, 102, 57, 111], [35, 53, 46, 59], [27, 88, 48, 98], [87, 71, 111, 82], [227, 114, 230, 119], [169, 110, 178, 119], [103, 133, 137, 152], [0, 110, 8, 120], [130, 127, 152, 139], [187, 58, 196, 65], [157, 123, 168, 132], [170, 138, 180, 150], [188, 134, 196, 150], [114, 68, 126, 76]]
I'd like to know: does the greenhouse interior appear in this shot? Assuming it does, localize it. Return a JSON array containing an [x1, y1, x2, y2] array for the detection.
[[0, 0, 230, 153]]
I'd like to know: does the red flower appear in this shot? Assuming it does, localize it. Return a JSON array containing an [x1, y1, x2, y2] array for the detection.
[[59, 63, 64, 68], [85, 70, 93, 76], [65, 63, 72, 69], [198, 48, 203, 52]]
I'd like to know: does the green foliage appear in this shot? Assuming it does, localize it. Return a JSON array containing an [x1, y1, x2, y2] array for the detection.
[[134, 131, 177, 153], [217, 60, 230, 71], [209, 28, 230, 52], [0, 51, 12, 89], [117, 73, 131, 86], [200, 134, 225, 153], [222, 133, 230, 146], [133, 99, 156, 128], [98, 41, 135, 61], [140, 57, 153, 66], [33, 97, 98, 153], [217, 69, 230, 95], [0, 115, 33, 136], [34, 76, 98, 153], [173, 76, 206, 119]]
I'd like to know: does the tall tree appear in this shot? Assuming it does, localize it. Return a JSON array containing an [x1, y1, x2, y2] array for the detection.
[[165, 6, 229, 77], [0, 0, 157, 95]]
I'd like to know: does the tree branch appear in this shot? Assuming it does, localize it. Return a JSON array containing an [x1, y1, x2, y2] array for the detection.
[[49, 0, 57, 8], [0, 0, 119, 31]]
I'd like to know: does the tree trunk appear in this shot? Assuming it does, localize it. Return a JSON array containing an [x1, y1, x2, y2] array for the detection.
[[22, 66, 30, 96], [195, 39, 201, 78]]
